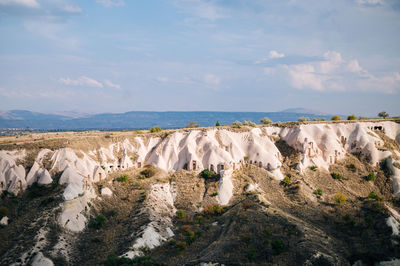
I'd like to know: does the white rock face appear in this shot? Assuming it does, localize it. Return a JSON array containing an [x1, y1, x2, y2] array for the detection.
[[386, 216, 400, 236], [37, 169, 52, 185], [0, 216, 8, 226], [31, 252, 54, 266], [124, 183, 176, 258], [101, 187, 113, 196], [386, 157, 400, 197], [217, 169, 234, 205]]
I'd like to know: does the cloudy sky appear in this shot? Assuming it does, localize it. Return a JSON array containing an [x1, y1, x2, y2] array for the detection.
[[0, 0, 399, 116]]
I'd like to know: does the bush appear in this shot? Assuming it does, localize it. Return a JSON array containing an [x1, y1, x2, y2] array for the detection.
[[176, 241, 187, 252], [176, 209, 185, 219], [314, 188, 323, 196], [103, 254, 160, 266], [243, 120, 257, 127], [347, 114, 357, 120], [331, 115, 341, 121], [246, 247, 256, 261], [334, 192, 347, 205], [186, 121, 199, 128], [210, 192, 218, 197], [150, 126, 162, 133], [348, 163, 357, 171], [331, 172, 343, 180], [231, 121, 243, 128], [298, 116, 310, 122], [140, 167, 156, 178], [89, 215, 106, 229], [260, 117, 272, 125], [311, 165, 318, 171], [204, 204, 223, 216], [368, 191, 381, 200], [366, 173, 375, 181], [282, 176, 290, 186], [0, 206, 9, 218], [271, 240, 285, 254], [215, 121, 221, 126], [200, 169, 217, 180], [117, 174, 130, 182]]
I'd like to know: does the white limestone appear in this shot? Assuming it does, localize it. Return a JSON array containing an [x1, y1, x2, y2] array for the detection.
[[217, 169, 234, 205], [31, 252, 54, 266], [0, 216, 8, 226], [101, 187, 113, 196], [386, 216, 400, 236]]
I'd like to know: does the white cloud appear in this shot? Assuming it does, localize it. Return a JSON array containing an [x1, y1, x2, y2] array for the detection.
[[356, 0, 384, 5], [174, 0, 228, 21], [63, 5, 82, 14], [281, 51, 400, 93], [203, 74, 221, 86], [96, 0, 125, 7], [156, 77, 169, 83], [0, 0, 39, 8], [269, 50, 285, 59], [59, 76, 103, 88], [104, 79, 121, 89]]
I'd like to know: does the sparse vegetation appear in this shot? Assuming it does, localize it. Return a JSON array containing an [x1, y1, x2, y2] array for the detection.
[[210, 192, 218, 197], [140, 167, 156, 178], [378, 111, 389, 119], [366, 173, 375, 181], [260, 117, 272, 125], [331, 172, 344, 180], [298, 116, 310, 122], [311, 165, 318, 171], [271, 240, 285, 255], [243, 120, 257, 127], [203, 204, 223, 216], [89, 215, 106, 229], [0, 206, 9, 218], [117, 174, 130, 182], [186, 121, 199, 128], [347, 114, 357, 120], [331, 115, 341, 121], [176, 241, 187, 252], [348, 163, 357, 171], [368, 191, 381, 201], [334, 192, 347, 205], [314, 188, 323, 196], [282, 176, 290, 186], [231, 121, 243, 128], [176, 209, 185, 219], [150, 126, 162, 133]]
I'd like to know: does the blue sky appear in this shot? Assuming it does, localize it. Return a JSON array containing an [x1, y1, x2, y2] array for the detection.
[[0, 0, 399, 116]]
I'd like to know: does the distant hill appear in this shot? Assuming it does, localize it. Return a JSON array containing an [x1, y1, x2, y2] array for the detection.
[[0, 110, 333, 130]]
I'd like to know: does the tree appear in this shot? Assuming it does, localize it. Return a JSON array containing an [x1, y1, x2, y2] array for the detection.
[[298, 116, 310, 122], [378, 111, 389, 119], [331, 115, 341, 121], [150, 126, 162, 133], [260, 117, 272, 125], [347, 114, 356, 120], [215, 121, 221, 126], [231, 121, 243, 128]]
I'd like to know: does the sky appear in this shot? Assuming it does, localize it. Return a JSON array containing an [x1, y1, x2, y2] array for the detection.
[[0, 0, 399, 116]]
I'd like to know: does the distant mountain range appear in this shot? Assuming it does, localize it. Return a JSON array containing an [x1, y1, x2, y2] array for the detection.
[[0, 109, 335, 130]]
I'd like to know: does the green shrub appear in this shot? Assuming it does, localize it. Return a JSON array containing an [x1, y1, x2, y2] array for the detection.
[[331, 115, 341, 121], [89, 215, 106, 229], [204, 204, 223, 216], [271, 240, 285, 254], [103, 254, 160, 266], [282, 176, 290, 185], [140, 167, 156, 178], [176, 241, 187, 252], [200, 169, 217, 180], [215, 121, 221, 126], [348, 163, 357, 171], [298, 116, 310, 122], [366, 173, 375, 181], [243, 120, 257, 127], [368, 191, 381, 201], [176, 209, 185, 219], [314, 188, 323, 196], [334, 192, 347, 205], [246, 247, 256, 261], [117, 174, 130, 182], [150, 126, 162, 133], [210, 192, 218, 197], [186, 121, 199, 128], [320, 118, 326, 121], [260, 117, 272, 125], [0, 206, 9, 218], [231, 121, 243, 128], [331, 172, 343, 180], [347, 114, 357, 120], [311, 165, 318, 171]]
